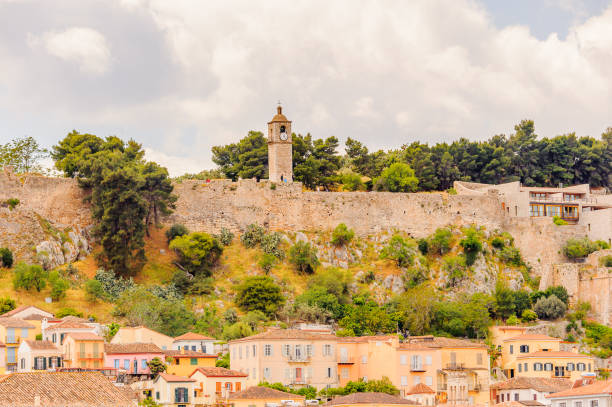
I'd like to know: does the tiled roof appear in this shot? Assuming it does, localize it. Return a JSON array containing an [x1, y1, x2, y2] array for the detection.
[[105, 343, 163, 354], [230, 386, 305, 400], [0, 371, 135, 407], [164, 349, 217, 358], [337, 335, 397, 343], [0, 317, 35, 329], [505, 334, 561, 342], [516, 351, 591, 359], [405, 383, 436, 395], [174, 332, 215, 341], [158, 373, 196, 383], [548, 379, 612, 398], [66, 332, 104, 341], [325, 392, 418, 405], [24, 340, 60, 351], [230, 328, 338, 343], [1, 305, 52, 318], [190, 367, 248, 378], [491, 377, 573, 393], [400, 336, 486, 349], [45, 320, 91, 330], [495, 402, 544, 407]]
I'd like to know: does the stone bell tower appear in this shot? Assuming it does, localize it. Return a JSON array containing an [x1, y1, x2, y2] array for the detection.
[[267, 105, 293, 182]]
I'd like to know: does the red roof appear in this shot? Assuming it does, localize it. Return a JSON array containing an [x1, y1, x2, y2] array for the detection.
[[158, 373, 196, 383], [405, 383, 436, 395], [190, 367, 248, 378], [174, 332, 215, 341], [66, 332, 104, 341], [548, 379, 612, 398]]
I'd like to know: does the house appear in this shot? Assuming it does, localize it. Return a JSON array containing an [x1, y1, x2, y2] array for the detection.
[[0, 317, 35, 372], [164, 349, 218, 376], [189, 366, 248, 404], [494, 332, 594, 381], [228, 386, 305, 407], [324, 392, 420, 407], [173, 332, 217, 354], [17, 340, 62, 372], [151, 373, 196, 406], [61, 332, 105, 369], [42, 316, 101, 346], [405, 383, 436, 406], [490, 377, 573, 405], [229, 328, 339, 390], [547, 378, 612, 407], [104, 343, 165, 376], [1, 306, 53, 338], [0, 371, 136, 407], [112, 326, 174, 350]]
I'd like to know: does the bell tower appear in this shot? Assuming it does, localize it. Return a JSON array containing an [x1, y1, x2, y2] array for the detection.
[[267, 104, 293, 182]]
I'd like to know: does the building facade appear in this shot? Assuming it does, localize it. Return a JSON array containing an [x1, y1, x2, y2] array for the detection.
[[111, 326, 174, 350], [164, 349, 217, 377], [62, 332, 105, 369], [0, 317, 35, 372], [190, 367, 248, 404], [16, 340, 62, 372], [491, 377, 573, 406], [547, 378, 612, 407], [172, 332, 216, 354], [104, 343, 165, 375]]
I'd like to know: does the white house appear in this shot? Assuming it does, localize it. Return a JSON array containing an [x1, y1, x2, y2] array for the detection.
[[547, 378, 612, 407], [42, 316, 101, 346], [173, 332, 217, 354], [492, 377, 574, 406], [16, 340, 62, 372]]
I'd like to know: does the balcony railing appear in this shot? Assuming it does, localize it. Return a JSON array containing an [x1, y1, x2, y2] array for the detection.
[[78, 353, 103, 360], [291, 378, 311, 385], [410, 364, 426, 372], [286, 354, 311, 362], [445, 363, 465, 370], [339, 357, 354, 364], [530, 196, 595, 204], [5, 336, 21, 345]]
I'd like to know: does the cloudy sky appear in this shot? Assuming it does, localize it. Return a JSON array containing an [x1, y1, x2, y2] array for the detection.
[[1, 0, 611, 176]]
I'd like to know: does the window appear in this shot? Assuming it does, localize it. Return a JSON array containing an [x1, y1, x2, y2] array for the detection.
[[20, 358, 25, 369], [547, 205, 561, 217], [156, 392, 160, 400], [413, 376, 421, 385], [411, 355, 422, 370], [264, 345, 272, 356], [530, 192, 547, 200], [52, 333, 57, 343], [515, 394, 519, 401], [519, 345, 529, 353], [589, 364, 591, 372], [92, 342, 99, 358], [184, 345, 189, 350], [425, 376, 433, 386], [327, 367, 332, 378], [114, 359, 119, 369], [577, 363, 586, 371], [477, 353, 483, 365], [534, 363, 543, 371], [79, 343, 86, 358], [124, 359, 130, 370], [567, 363, 575, 371], [175, 387, 188, 403], [518, 363, 522, 373], [323, 344, 333, 356], [246, 346, 249, 358], [283, 344, 291, 357], [575, 402, 582, 407], [509, 345, 514, 354], [560, 403, 566, 407], [141, 359, 148, 369], [563, 206, 578, 219], [190, 358, 198, 365], [306, 345, 313, 357], [400, 355, 407, 365], [253, 345, 257, 357], [239, 346, 243, 359], [524, 363, 528, 372], [264, 368, 270, 379], [591, 401, 599, 407], [544, 363, 553, 371], [341, 368, 349, 379], [362, 355, 367, 364], [530, 204, 545, 217], [191, 345, 196, 351], [425, 355, 432, 365], [501, 394, 505, 402], [401, 376, 408, 386]]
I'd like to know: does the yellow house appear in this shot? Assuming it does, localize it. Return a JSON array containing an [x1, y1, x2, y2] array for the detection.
[[62, 332, 105, 368], [164, 349, 217, 376], [228, 386, 305, 407], [1, 305, 54, 339], [189, 366, 248, 404], [515, 350, 594, 381], [0, 317, 35, 373]]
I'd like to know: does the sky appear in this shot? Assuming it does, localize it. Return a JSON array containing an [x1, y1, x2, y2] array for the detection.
[[1, 0, 611, 176]]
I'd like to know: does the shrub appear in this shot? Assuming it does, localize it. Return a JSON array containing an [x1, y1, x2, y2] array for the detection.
[[491, 237, 505, 249], [444, 255, 467, 287], [506, 315, 520, 325], [56, 307, 84, 318], [595, 240, 611, 250], [94, 269, 134, 300], [601, 255, 612, 268], [5, 198, 19, 210], [50, 277, 70, 301], [447, 187, 457, 195], [534, 295, 567, 320], [417, 238, 428, 255], [165, 223, 189, 243], [460, 228, 482, 266], [170, 232, 223, 276], [261, 232, 284, 259], [12, 263, 47, 292], [218, 228, 234, 246], [521, 309, 538, 322], [234, 276, 285, 317], [241, 224, 265, 248], [553, 216, 568, 226], [0, 297, 16, 314], [341, 171, 365, 191], [289, 241, 320, 274], [269, 183, 276, 190], [563, 237, 600, 259], [380, 235, 415, 267], [0, 248, 13, 268], [331, 223, 355, 247], [85, 279, 105, 302], [429, 228, 452, 255], [544, 286, 570, 305], [499, 247, 523, 266], [373, 163, 419, 192], [258, 253, 277, 274]]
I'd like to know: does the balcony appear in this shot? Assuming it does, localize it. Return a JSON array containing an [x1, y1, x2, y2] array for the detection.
[[444, 363, 465, 370], [77, 353, 103, 360], [410, 364, 426, 372], [290, 378, 311, 385], [5, 336, 21, 345], [286, 354, 311, 363], [529, 196, 594, 204], [338, 357, 354, 365]]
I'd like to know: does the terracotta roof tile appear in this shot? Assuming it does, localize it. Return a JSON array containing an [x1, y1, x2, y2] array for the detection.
[[0, 317, 35, 329], [548, 379, 612, 398], [229, 329, 337, 343], [0, 371, 135, 406], [190, 367, 248, 378], [1, 305, 51, 318], [158, 373, 196, 382], [174, 332, 215, 341], [66, 332, 104, 341], [24, 340, 60, 351], [230, 386, 305, 400], [164, 349, 217, 358], [105, 343, 163, 354], [405, 383, 436, 395], [505, 334, 561, 342], [325, 392, 418, 405], [45, 320, 92, 330], [491, 377, 573, 392]]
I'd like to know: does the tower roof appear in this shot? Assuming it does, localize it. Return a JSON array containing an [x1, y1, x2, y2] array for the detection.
[[269, 105, 290, 123]]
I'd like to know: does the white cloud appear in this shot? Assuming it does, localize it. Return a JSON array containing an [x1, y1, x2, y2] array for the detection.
[[144, 147, 203, 177], [28, 27, 112, 75]]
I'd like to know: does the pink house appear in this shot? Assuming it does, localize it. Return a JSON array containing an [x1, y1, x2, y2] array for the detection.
[[104, 343, 164, 375]]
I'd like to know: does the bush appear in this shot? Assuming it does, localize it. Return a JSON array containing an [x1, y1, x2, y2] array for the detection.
[[429, 228, 452, 255], [499, 247, 523, 266], [13, 263, 47, 292], [460, 228, 482, 266], [544, 286, 570, 305], [241, 224, 265, 248], [596, 240, 611, 250], [341, 171, 365, 191], [534, 295, 567, 320], [0, 248, 13, 268], [553, 216, 568, 226], [5, 198, 19, 210], [601, 256, 612, 268], [444, 255, 467, 287], [506, 315, 520, 325], [261, 232, 284, 259], [491, 237, 505, 249], [521, 309, 538, 322], [258, 253, 277, 274], [165, 224, 189, 243], [94, 269, 134, 300], [234, 276, 285, 317], [0, 297, 16, 314], [331, 223, 355, 247], [85, 279, 105, 302], [289, 241, 320, 274], [373, 163, 419, 192], [170, 232, 223, 276], [563, 237, 600, 259], [56, 307, 84, 318], [218, 228, 234, 246], [50, 276, 70, 301], [380, 235, 415, 268]]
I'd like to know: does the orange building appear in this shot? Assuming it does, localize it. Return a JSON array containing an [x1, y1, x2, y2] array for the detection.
[[61, 332, 105, 368]]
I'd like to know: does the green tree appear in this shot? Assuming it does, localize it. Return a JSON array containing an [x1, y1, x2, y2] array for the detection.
[[0, 297, 16, 314], [339, 295, 397, 336], [0, 248, 14, 268], [234, 276, 285, 317], [106, 322, 120, 341], [340, 170, 365, 191], [50, 277, 70, 301], [289, 241, 320, 274], [13, 263, 47, 292], [494, 281, 515, 319], [293, 134, 342, 189], [216, 352, 230, 368], [147, 357, 167, 378], [212, 131, 268, 180], [380, 234, 415, 267], [85, 279, 105, 302], [459, 228, 482, 266], [331, 223, 355, 246], [141, 162, 177, 235], [429, 228, 453, 255], [374, 163, 419, 192], [534, 295, 567, 320], [0, 136, 48, 173], [169, 232, 223, 276], [396, 286, 437, 335]]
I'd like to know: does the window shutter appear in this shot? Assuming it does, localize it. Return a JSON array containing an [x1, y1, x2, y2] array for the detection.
[[42, 357, 47, 370], [175, 388, 179, 402], [34, 358, 38, 370]]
